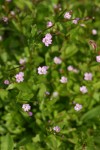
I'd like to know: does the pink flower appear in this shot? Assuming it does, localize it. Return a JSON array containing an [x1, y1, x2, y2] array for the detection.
[[10, 11, 15, 16], [74, 104, 82, 111], [80, 86, 88, 94], [72, 18, 79, 24], [22, 104, 31, 112], [72, 19, 78, 24], [28, 111, 33, 116], [38, 66, 48, 75], [19, 58, 26, 65], [47, 21, 53, 28], [96, 55, 100, 62], [67, 65, 74, 71], [67, 65, 79, 73], [73, 68, 79, 73], [64, 12, 71, 19], [4, 80, 10, 85], [53, 126, 60, 132], [15, 72, 24, 83], [42, 33, 52, 46], [53, 57, 62, 64], [60, 76, 68, 83], [45, 91, 50, 95], [2, 17, 8, 23], [92, 29, 97, 35], [45, 33, 52, 39], [84, 72, 92, 81]]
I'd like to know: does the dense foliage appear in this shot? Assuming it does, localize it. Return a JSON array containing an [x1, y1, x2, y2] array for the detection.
[[0, 0, 100, 149]]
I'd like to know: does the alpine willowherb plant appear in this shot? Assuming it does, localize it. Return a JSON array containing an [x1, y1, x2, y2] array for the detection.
[[1, 0, 100, 149]]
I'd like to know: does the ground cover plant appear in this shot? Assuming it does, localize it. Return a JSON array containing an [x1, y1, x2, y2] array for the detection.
[[0, 0, 100, 149]]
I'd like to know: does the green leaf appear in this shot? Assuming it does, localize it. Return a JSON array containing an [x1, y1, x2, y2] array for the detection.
[[12, 20, 21, 32], [33, 56, 44, 66], [17, 91, 34, 101], [14, 0, 33, 11], [1, 134, 14, 150], [0, 89, 8, 100], [38, 84, 46, 99], [16, 82, 32, 92], [1, 52, 8, 63], [31, 25, 37, 37], [26, 143, 44, 150], [93, 81, 100, 89], [7, 83, 16, 90], [61, 44, 78, 59], [46, 135, 61, 149], [16, 135, 32, 148], [73, 84, 80, 93], [93, 92, 100, 102], [32, 134, 40, 143], [81, 106, 100, 122], [24, 1, 33, 11], [15, 83, 34, 101]]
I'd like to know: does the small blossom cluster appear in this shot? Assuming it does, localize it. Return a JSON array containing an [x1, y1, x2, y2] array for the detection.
[[19, 58, 26, 65], [45, 91, 50, 95], [67, 65, 79, 73], [38, 66, 49, 75], [92, 29, 97, 35], [53, 57, 62, 64], [2, 17, 8, 23], [15, 72, 24, 83], [22, 104, 31, 112], [73, 72, 93, 110], [53, 4, 61, 11], [74, 103, 82, 111], [72, 18, 79, 24], [10, 11, 15, 16], [47, 21, 53, 28], [42, 33, 52, 46], [4, 80, 10, 85], [28, 111, 33, 116], [60, 76, 68, 83], [84, 72, 92, 81], [22, 104, 33, 116], [53, 126, 60, 132], [96, 55, 100, 62], [64, 12, 71, 19], [80, 86, 88, 94]]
